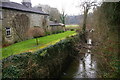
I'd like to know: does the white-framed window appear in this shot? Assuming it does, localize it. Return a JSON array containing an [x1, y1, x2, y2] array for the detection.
[[0, 12, 2, 20], [6, 27, 11, 36]]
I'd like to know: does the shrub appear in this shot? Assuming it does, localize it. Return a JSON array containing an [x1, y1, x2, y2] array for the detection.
[[70, 29, 75, 31], [26, 27, 45, 45], [45, 32, 51, 35], [27, 27, 45, 37]]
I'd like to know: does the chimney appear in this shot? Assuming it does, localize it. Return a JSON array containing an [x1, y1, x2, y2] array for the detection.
[[37, 7, 42, 11], [22, 0, 32, 8]]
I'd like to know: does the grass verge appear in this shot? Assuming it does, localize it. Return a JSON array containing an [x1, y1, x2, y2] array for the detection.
[[2, 31, 77, 59]]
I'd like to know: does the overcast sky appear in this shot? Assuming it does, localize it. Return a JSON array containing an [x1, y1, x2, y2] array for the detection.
[[10, 0, 82, 15]]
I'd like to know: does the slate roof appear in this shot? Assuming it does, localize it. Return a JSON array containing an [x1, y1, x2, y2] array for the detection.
[[0, 2, 48, 15], [49, 21, 64, 26]]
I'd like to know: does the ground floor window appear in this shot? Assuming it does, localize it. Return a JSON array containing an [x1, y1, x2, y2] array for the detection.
[[6, 27, 11, 36]]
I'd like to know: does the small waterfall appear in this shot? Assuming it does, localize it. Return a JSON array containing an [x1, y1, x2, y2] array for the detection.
[[87, 39, 92, 53], [87, 39, 92, 45]]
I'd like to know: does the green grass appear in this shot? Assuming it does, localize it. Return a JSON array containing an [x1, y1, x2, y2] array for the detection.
[[2, 31, 76, 59]]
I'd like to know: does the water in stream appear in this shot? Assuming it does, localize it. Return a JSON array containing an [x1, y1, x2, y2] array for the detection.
[[61, 39, 98, 79]]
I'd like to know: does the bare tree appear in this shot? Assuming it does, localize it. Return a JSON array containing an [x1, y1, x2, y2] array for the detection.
[[34, 4, 61, 22], [80, 1, 97, 32], [50, 8, 61, 22], [60, 9, 67, 25]]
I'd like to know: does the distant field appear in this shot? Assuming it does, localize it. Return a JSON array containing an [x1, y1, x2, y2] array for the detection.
[[2, 31, 77, 59], [65, 24, 79, 27], [65, 24, 80, 31]]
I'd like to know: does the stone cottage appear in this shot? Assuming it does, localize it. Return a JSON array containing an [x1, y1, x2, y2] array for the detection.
[[0, 0, 49, 45]]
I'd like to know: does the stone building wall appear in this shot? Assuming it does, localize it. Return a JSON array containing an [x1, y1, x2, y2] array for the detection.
[[0, 9, 2, 47], [30, 14, 49, 32], [2, 9, 49, 45], [30, 14, 44, 27]]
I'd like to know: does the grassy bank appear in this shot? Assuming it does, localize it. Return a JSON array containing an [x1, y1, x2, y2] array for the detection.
[[2, 31, 77, 59]]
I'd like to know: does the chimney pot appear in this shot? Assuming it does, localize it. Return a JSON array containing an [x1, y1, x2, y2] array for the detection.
[[54, 19, 57, 23], [22, 0, 32, 8]]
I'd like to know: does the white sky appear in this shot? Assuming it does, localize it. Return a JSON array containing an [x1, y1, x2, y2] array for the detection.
[[10, 0, 81, 15]]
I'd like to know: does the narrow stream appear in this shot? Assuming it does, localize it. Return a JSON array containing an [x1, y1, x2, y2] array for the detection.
[[61, 39, 98, 79]]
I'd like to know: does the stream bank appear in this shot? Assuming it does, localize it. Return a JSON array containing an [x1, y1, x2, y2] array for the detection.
[[60, 32, 120, 79], [2, 34, 83, 79], [60, 38, 99, 79]]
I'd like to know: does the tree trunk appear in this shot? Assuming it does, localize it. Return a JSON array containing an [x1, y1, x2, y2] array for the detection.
[[36, 38, 39, 45], [82, 9, 88, 33]]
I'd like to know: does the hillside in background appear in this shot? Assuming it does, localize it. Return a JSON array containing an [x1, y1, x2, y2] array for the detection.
[[65, 13, 93, 25], [65, 15, 83, 25]]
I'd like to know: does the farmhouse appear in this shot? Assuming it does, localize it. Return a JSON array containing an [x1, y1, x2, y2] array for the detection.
[[0, 0, 50, 45]]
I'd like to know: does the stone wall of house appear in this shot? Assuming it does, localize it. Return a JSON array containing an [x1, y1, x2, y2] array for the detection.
[[30, 14, 44, 27], [0, 9, 2, 30], [30, 14, 49, 32], [2, 9, 49, 45], [0, 10, 2, 47]]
